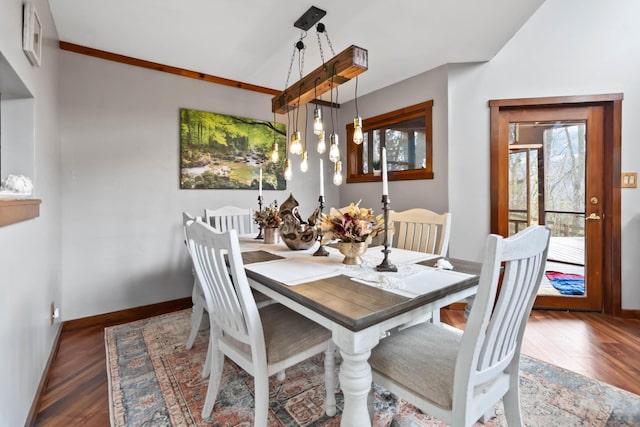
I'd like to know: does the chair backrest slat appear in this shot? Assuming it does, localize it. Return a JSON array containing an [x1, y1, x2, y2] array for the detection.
[[204, 206, 255, 234], [390, 209, 451, 256], [186, 221, 262, 346], [455, 226, 550, 389]]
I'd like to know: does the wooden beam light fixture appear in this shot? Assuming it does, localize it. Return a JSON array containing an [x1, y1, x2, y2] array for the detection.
[[271, 7, 368, 114]]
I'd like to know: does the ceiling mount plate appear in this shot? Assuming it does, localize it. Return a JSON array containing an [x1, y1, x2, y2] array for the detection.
[[293, 6, 326, 31]]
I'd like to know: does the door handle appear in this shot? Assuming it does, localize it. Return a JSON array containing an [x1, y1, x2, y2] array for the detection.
[[586, 213, 601, 221]]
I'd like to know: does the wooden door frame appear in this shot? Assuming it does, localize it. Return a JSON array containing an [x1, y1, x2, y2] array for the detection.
[[489, 94, 623, 316]]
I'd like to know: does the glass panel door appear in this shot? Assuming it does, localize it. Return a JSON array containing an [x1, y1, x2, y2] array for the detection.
[[508, 120, 586, 298], [501, 106, 603, 310]]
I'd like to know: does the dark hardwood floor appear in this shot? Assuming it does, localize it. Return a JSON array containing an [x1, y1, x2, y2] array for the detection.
[[31, 308, 640, 426]]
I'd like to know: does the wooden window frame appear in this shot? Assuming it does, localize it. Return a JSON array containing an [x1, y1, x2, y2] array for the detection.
[[346, 100, 433, 183]]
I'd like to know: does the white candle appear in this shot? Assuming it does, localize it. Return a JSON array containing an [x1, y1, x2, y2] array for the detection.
[[259, 168, 263, 196], [319, 159, 324, 197], [382, 147, 389, 196]]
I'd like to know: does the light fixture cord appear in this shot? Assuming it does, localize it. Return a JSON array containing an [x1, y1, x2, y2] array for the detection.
[[316, 23, 336, 64], [323, 26, 336, 56], [286, 95, 291, 139], [329, 70, 335, 134], [334, 78, 339, 129], [285, 31, 306, 89], [355, 76, 359, 117], [314, 78, 321, 115], [295, 36, 306, 132], [273, 111, 277, 146], [304, 103, 309, 151]]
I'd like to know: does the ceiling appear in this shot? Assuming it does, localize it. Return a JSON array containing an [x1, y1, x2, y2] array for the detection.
[[49, 0, 545, 103]]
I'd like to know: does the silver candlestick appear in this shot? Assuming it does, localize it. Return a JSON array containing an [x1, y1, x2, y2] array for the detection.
[[376, 194, 397, 272], [255, 195, 264, 240], [313, 195, 329, 256]]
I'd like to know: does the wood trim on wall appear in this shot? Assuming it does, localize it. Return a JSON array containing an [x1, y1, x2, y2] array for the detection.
[[620, 309, 640, 319], [24, 325, 62, 427], [59, 41, 281, 96], [62, 297, 192, 331], [0, 199, 41, 227]]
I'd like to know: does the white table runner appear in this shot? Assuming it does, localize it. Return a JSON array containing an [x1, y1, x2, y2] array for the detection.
[[244, 257, 344, 286], [349, 267, 475, 298], [241, 236, 473, 296]]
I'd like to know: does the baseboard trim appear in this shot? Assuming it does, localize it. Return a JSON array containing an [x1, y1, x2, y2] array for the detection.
[[63, 297, 192, 331], [620, 309, 640, 319], [24, 324, 63, 427]]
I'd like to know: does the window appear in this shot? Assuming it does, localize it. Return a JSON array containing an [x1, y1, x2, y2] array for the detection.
[[346, 100, 433, 183]]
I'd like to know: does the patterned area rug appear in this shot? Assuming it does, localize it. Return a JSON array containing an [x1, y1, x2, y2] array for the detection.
[[105, 309, 640, 426]]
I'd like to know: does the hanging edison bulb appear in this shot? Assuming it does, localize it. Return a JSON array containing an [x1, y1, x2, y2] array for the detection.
[[329, 133, 340, 163], [353, 117, 364, 145], [317, 130, 326, 154], [313, 105, 324, 135], [333, 160, 343, 186], [300, 151, 309, 172], [290, 131, 303, 155], [271, 142, 279, 162], [284, 158, 293, 181]]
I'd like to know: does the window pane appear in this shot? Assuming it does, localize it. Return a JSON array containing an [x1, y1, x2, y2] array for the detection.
[[346, 101, 433, 183], [383, 117, 425, 172]]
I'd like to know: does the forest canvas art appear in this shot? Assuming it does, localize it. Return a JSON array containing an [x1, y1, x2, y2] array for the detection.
[[180, 108, 287, 190]]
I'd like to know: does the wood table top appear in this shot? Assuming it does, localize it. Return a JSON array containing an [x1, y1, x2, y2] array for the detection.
[[242, 250, 481, 331]]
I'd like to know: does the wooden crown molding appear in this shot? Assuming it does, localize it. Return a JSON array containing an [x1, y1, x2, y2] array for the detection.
[[59, 41, 281, 96]]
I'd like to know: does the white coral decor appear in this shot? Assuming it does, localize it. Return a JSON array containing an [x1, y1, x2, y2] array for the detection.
[[1, 175, 34, 194]]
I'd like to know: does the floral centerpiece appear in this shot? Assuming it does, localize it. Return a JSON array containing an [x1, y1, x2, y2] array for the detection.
[[254, 202, 282, 229], [319, 201, 383, 244]]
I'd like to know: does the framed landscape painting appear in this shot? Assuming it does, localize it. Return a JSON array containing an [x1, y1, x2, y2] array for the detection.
[[180, 108, 287, 190]]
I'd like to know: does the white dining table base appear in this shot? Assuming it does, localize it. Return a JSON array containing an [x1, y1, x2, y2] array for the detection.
[[240, 241, 480, 426], [339, 348, 375, 426]]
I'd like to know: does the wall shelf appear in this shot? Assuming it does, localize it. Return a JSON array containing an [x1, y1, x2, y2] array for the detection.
[[0, 199, 41, 227]]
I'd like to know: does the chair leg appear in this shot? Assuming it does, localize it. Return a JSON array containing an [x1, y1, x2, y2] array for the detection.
[[503, 369, 524, 426], [186, 292, 204, 349], [253, 372, 270, 427], [479, 407, 496, 423], [201, 326, 224, 419], [202, 338, 212, 378], [324, 340, 337, 416], [430, 308, 441, 324]]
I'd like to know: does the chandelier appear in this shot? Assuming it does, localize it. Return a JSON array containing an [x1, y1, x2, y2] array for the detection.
[[272, 6, 368, 185]]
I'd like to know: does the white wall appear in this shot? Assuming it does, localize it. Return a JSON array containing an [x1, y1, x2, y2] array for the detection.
[[447, 0, 640, 309], [0, 0, 61, 425], [338, 65, 450, 214], [59, 52, 338, 320], [335, 0, 640, 310]]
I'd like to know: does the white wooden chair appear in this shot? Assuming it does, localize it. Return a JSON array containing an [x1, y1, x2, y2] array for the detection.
[[182, 211, 274, 380], [185, 221, 337, 424], [390, 208, 451, 256], [369, 225, 550, 427], [204, 206, 255, 234], [182, 212, 206, 349], [390, 208, 451, 324]]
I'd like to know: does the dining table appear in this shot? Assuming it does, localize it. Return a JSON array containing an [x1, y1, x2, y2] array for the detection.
[[237, 236, 481, 427]]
